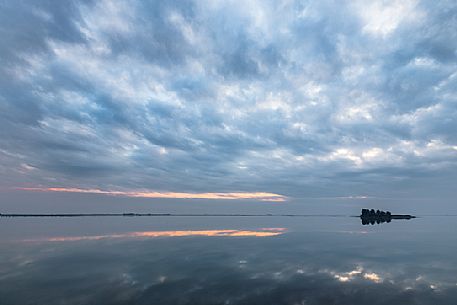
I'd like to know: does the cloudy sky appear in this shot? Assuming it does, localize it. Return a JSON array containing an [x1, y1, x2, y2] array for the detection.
[[1, 0, 456, 204]]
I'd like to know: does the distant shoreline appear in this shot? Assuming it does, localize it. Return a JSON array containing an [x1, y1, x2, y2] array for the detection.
[[2, 213, 455, 218], [0, 213, 348, 218]]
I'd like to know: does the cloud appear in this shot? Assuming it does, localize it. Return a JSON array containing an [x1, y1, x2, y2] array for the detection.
[[17, 187, 286, 201], [0, 0, 456, 199], [355, 0, 423, 37]]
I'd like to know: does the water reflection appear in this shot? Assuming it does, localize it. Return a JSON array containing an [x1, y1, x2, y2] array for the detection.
[[361, 217, 392, 225], [330, 266, 382, 283], [26, 228, 287, 242], [1, 216, 456, 305]]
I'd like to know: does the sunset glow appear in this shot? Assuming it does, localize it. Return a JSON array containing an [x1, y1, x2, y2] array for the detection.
[[18, 187, 287, 202]]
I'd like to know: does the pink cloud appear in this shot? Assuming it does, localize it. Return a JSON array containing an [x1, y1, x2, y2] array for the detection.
[[17, 187, 287, 201]]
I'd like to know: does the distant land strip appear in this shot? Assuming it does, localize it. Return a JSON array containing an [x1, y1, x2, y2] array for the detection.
[[0, 213, 349, 218]]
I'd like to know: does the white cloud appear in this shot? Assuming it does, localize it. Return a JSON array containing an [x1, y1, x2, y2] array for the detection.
[[355, 0, 423, 37]]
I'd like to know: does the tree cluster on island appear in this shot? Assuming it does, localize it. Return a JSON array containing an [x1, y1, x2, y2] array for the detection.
[[360, 209, 415, 225]]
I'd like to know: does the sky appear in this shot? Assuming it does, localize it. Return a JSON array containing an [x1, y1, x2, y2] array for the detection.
[[0, 0, 456, 209]]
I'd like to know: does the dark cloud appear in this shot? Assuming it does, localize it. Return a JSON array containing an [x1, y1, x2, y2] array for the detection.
[[0, 0, 90, 68], [0, 0, 456, 198]]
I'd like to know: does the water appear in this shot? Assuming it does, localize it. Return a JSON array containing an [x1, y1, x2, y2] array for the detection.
[[0, 215, 456, 305]]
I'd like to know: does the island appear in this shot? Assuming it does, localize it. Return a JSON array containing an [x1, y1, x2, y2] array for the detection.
[[360, 209, 415, 225]]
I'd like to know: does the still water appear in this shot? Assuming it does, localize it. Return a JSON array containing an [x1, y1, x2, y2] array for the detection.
[[0, 215, 456, 305]]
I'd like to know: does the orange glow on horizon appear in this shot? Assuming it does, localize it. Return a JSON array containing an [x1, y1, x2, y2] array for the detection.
[[17, 187, 287, 201], [27, 228, 287, 242]]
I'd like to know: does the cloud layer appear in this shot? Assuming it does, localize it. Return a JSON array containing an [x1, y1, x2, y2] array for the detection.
[[1, 0, 456, 199]]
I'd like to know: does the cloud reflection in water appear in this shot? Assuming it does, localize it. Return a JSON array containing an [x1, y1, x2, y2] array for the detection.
[[2, 217, 457, 305], [26, 228, 287, 242]]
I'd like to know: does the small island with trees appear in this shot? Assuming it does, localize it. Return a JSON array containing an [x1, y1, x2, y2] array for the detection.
[[360, 209, 415, 225]]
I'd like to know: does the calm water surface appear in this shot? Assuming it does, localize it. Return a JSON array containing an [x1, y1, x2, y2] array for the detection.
[[0, 216, 456, 305]]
